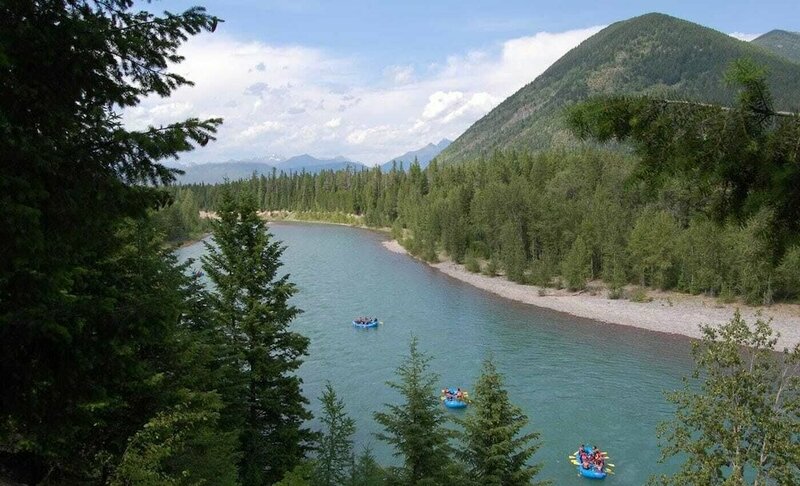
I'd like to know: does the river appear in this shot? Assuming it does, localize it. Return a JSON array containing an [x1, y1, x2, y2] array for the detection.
[[177, 222, 694, 485]]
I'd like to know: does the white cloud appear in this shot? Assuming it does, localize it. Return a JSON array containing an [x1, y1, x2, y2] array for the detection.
[[125, 25, 603, 165], [238, 121, 284, 140], [385, 65, 415, 84], [729, 32, 761, 42], [149, 102, 193, 118], [441, 92, 498, 123], [422, 91, 464, 119]]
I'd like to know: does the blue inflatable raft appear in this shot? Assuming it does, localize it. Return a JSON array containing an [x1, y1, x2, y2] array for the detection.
[[441, 388, 469, 409], [352, 318, 379, 328], [575, 446, 608, 480]]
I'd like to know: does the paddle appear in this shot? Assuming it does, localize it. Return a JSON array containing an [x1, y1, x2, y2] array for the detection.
[[570, 460, 614, 469]]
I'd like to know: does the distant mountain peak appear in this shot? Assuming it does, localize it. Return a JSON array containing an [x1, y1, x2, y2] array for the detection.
[[380, 139, 453, 171], [437, 13, 800, 164], [278, 153, 365, 172], [753, 29, 800, 63]]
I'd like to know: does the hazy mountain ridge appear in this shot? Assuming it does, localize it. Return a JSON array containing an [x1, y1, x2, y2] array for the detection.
[[437, 13, 800, 165], [380, 139, 452, 171], [277, 154, 366, 172], [752, 29, 800, 63], [175, 154, 367, 185], [175, 160, 278, 185]]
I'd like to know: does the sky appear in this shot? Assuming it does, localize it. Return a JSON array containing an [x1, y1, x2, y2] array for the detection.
[[126, 0, 799, 165]]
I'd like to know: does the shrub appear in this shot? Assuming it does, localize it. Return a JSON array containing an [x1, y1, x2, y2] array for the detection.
[[465, 254, 481, 273], [629, 287, 652, 303]]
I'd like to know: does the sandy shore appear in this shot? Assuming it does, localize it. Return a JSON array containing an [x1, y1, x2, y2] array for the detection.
[[382, 241, 800, 350]]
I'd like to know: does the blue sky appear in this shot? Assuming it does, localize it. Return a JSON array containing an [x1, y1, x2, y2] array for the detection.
[[130, 0, 799, 165]]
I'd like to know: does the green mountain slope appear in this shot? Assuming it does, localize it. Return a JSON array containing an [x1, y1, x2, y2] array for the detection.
[[752, 29, 800, 63], [437, 13, 800, 165]]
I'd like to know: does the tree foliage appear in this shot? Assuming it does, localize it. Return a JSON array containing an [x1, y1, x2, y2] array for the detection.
[[374, 337, 455, 485], [568, 59, 800, 252], [314, 383, 356, 486], [0, 1, 221, 481], [652, 312, 800, 485], [457, 358, 549, 486], [202, 191, 313, 485], [111, 391, 238, 486], [187, 117, 800, 303]]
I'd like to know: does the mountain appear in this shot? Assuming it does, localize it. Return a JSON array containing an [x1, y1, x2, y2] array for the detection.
[[380, 139, 452, 171], [437, 13, 800, 165], [175, 159, 278, 185], [276, 154, 366, 173], [752, 30, 800, 63], [173, 154, 367, 184]]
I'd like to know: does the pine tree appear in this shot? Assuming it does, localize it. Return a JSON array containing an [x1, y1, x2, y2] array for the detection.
[[374, 336, 455, 485], [111, 390, 239, 486], [203, 191, 313, 485], [628, 209, 679, 289], [561, 235, 591, 291], [0, 2, 221, 481], [457, 358, 549, 486], [315, 383, 356, 486], [500, 222, 528, 283], [349, 447, 385, 486]]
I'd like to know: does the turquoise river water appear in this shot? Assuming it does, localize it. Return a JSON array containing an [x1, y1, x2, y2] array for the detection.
[[177, 222, 697, 485]]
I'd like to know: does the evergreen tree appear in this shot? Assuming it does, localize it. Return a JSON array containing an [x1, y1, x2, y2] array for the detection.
[[315, 383, 356, 486], [184, 63, 800, 304], [111, 391, 239, 486], [0, 2, 221, 481], [374, 336, 455, 485], [562, 235, 592, 291], [500, 222, 528, 283], [203, 191, 313, 485], [457, 358, 549, 486], [651, 312, 800, 485], [628, 209, 679, 289], [349, 447, 385, 486]]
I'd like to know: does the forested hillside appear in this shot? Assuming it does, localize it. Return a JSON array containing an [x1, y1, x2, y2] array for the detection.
[[752, 29, 800, 63], [437, 13, 800, 164]]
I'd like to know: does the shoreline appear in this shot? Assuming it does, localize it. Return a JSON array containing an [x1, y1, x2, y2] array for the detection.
[[190, 213, 800, 349], [382, 240, 800, 350], [201, 209, 391, 234]]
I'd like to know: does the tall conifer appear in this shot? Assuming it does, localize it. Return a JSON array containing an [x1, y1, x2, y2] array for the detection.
[[374, 336, 455, 485], [457, 358, 548, 486], [203, 191, 313, 485]]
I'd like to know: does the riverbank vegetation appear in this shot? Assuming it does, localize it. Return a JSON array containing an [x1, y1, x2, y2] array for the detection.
[[184, 63, 800, 307], [152, 188, 211, 245]]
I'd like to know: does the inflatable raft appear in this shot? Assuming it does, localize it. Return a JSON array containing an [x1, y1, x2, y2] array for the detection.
[[352, 318, 379, 328], [574, 446, 608, 480], [440, 388, 469, 409]]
